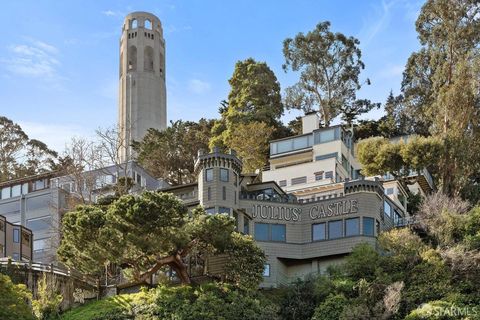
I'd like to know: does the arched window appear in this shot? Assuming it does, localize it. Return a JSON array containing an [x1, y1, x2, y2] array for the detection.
[[145, 19, 152, 30], [128, 45, 137, 71], [144, 46, 154, 71], [131, 19, 138, 29]]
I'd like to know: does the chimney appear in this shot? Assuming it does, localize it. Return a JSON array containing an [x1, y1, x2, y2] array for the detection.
[[302, 112, 320, 134]]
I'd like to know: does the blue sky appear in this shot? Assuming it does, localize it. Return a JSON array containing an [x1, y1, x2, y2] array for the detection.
[[0, 0, 424, 152]]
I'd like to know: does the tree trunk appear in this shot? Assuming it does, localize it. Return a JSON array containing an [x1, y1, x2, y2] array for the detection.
[[170, 254, 191, 284]]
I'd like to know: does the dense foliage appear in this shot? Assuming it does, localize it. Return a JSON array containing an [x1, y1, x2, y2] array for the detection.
[[134, 119, 213, 185], [209, 58, 288, 172], [0, 273, 34, 320], [58, 191, 265, 288], [59, 283, 279, 320], [355, 0, 480, 203], [0, 116, 58, 182], [270, 194, 480, 320]]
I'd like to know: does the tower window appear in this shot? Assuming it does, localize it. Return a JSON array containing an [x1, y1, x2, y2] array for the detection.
[[131, 19, 138, 29], [128, 45, 137, 71], [145, 19, 152, 30], [144, 46, 154, 71], [205, 168, 213, 182], [220, 168, 229, 182]]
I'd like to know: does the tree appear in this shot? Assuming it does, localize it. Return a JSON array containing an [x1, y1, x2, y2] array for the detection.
[[339, 99, 380, 127], [209, 58, 289, 169], [0, 116, 57, 182], [225, 58, 283, 127], [356, 136, 442, 181], [58, 191, 265, 287], [400, 0, 480, 197], [0, 273, 34, 320], [135, 119, 213, 185], [282, 21, 373, 126], [224, 121, 274, 173]]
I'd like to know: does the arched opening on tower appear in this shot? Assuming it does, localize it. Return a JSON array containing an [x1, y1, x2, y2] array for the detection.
[[145, 19, 152, 30], [131, 19, 138, 29], [144, 46, 154, 71], [128, 45, 137, 71]]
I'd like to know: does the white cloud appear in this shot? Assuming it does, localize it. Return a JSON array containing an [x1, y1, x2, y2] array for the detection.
[[358, 0, 396, 47], [188, 79, 211, 94], [1, 38, 62, 80], [18, 121, 93, 154], [102, 10, 122, 17]]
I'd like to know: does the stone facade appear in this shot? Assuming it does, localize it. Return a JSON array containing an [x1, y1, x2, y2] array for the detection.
[[166, 149, 406, 288], [118, 12, 167, 162]]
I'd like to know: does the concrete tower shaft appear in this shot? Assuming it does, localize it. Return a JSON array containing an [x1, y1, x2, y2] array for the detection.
[[118, 12, 166, 162]]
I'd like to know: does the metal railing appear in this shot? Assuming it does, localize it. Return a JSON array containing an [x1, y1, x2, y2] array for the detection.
[[394, 216, 417, 228], [0, 259, 98, 287]]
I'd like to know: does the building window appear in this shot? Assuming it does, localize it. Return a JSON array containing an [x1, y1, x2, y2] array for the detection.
[[1, 187, 10, 199], [394, 210, 402, 225], [345, 218, 360, 236], [363, 217, 375, 236], [315, 172, 324, 181], [325, 171, 333, 179], [33, 238, 49, 252], [254, 223, 286, 242], [328, 220, 343, 239], [11, 185, 21, 197], [263, 264, 270, 277], [205, 207, 216, 215], [386, 188, 394, 195], [312, 223, 326, 241], [34, 179, 45, 191], [13, 229, 20, 243], [12, 253, 20, 261], [205, 168, 213, 182], [0, 221, 4, 232], [271, 224, 286, 242], [22, 232, 31, 245], [243, 217, 250, 235], [222, 186, 226, 200], [376, 220, 381, 235], [314, 128, 336, 144], [291, 176, 307, 185], [384, 201, 392, 218], [218, 207, 230, 215], [315, 153, 338, 161], [26, 216, 51, 232], [254, 223, 269, 241], [220, 168, 229, 182], [279, 180, 287, 187], [21, 183, 29, 194]]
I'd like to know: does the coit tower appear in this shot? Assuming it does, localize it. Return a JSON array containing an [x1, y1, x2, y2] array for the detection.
[[118, 12, 166, 162]]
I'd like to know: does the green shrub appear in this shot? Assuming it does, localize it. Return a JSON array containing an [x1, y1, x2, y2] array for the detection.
[[0, 273, 34, 320], [311, 294, 348, 320]]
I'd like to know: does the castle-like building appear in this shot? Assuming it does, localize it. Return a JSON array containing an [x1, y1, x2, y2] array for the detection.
[[163, 114, 433, 287], [0, 11, 434, 288]]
